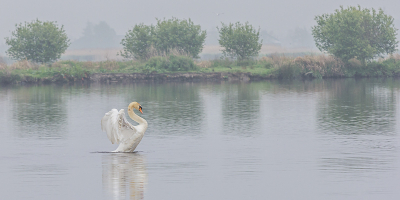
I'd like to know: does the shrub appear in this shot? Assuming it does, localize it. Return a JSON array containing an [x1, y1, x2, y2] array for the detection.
[[142, 55, 198, 73], [120, 24, 155, 60], [210, 58, 235, 68], [276, 62, 300, 79], [143, 56, 169, 73], [312, 5, 398, 64], [294, 55, 345, 77], [5, 19, 70, 64], [236, 59, 257, 66], [120, 18, 206, 60], [217, 22, 263, 61], [168, 55, 197, 71], [154, 18, 206, 58], [258, 57, 274, 69]]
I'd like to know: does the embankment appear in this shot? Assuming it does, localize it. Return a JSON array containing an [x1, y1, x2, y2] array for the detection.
[[89, 72, 270, 83], [0, 72, 272, 85]]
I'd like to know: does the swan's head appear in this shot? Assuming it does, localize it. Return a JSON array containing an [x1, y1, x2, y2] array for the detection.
[[128, 102, 143, 114]]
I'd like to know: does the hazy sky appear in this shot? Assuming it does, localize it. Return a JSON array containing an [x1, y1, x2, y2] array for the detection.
[[1, 0, 400, 42]]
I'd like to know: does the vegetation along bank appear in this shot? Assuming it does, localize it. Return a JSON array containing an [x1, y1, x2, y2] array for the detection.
[[2, 54, 400, 85]]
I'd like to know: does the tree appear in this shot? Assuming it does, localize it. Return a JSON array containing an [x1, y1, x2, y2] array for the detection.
[[70, 21, 118, 49], [120, 18, 206, 60], [120, 24, 155, 60], [5, 19, 70, 64], [217, 22, 263, 60], [312, 5, 398, 64], [153, 18, 206, 58], [80, 22, 94, 47], [92, 21, 117, 48]]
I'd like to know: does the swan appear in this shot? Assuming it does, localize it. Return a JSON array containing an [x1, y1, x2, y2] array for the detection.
[[101, 102, 148, 152]]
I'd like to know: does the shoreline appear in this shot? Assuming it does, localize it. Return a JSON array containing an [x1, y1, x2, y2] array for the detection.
[[90, 72, 274, 83], [1, 71, 399, 85], [0, 72, 273, 85], [2, 54, 400, 85]]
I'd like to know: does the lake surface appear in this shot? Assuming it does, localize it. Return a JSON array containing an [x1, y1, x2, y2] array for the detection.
[[1, 79, 400, 200]]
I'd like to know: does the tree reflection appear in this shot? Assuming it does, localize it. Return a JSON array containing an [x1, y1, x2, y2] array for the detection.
[[317, 79, 397, 176], [11, 85, 67, 138], [102, 153, 147, 200], [221, 83, 261, 136], [125, 82, 205, 136], [318, 79, 396, 135]]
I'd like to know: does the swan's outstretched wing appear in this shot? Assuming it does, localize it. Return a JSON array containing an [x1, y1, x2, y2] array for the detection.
[[101, 109, 137, 144]]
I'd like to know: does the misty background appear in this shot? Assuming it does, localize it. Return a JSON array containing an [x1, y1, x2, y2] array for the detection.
[[1, 0, 399, 61]]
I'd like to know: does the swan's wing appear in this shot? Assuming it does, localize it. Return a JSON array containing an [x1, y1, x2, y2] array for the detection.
[[101, 109, 137, 144], [117, 109, 138, 143], [101, 109, 120, 144]]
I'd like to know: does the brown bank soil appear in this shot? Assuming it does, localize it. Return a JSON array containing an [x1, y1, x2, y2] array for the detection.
[[90, 72, 271, 83], [0, 72, 273, 85]]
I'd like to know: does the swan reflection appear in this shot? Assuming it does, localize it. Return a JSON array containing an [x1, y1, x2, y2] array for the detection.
[[102, 153, 147, 200]]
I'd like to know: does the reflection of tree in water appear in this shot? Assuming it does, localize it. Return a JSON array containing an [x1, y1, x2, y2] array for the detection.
[[102, 153, 147, 200], [221, 83, 261, 136], [318, 79, 396, 135], [124, 82, 205, 136], [12, 85, 67, 138], [0, 86, 10, 101], [317, 79, 397, 176]]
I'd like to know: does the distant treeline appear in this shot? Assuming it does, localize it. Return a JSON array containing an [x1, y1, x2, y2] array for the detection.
[[68, 22, 123, 49], [66, 21, 314, 50]]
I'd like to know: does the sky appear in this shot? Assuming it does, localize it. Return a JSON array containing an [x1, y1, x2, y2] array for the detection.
[[1, 0, 400, 45]]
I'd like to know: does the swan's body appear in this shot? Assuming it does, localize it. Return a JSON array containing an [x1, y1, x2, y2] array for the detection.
[[101, 102, 148, 152]]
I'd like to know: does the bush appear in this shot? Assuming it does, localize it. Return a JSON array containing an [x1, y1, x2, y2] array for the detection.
[[218, 22, 263, 61], [257, 58, 274, 69], [236, 59, 257, 67], [276, 62, 301, 79], [210, 58, 235, 68], [143, 57, 169, 73], [168, 55, 197, 71], [294, 55, 345, 78], [312, 5, 398, 64], [120, 18, 206, 60], [154, 18, 206, 58], [5, 19, 70, 64], [120, 24, 155, 60], [142, 55, 198, 73]]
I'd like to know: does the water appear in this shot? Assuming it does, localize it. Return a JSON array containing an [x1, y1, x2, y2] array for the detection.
[[1, 79, 400, 200]]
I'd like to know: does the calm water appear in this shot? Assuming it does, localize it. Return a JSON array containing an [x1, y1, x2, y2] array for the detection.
[[1, 79, 400, 200]]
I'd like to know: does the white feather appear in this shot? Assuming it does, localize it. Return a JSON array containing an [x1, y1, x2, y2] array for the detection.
[[101, 105, 147, 152], [101, 109, 120, 144]]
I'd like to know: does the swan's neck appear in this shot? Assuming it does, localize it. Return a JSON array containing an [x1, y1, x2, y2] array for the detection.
[[128, 109, 147, 126]]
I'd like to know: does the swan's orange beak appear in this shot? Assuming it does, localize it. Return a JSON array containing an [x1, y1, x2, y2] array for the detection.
[[139, 107, 143, 114]]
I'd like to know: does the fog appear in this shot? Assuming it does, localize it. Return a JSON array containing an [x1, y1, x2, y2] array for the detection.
[[1, 0, 400, 54]]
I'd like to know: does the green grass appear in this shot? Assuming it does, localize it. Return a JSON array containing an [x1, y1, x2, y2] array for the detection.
[[1, 54, 400, 84]]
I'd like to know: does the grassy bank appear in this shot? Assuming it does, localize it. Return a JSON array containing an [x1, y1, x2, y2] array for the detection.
[[1, 54, 400, 84]]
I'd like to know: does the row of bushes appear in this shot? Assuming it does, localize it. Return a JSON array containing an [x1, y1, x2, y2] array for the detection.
[[5, 18, 263, 64], [0, 55, 199, 84], [279, 54, 400, 78], [2, 54, 400, 84], [198, 54, 400, 78]]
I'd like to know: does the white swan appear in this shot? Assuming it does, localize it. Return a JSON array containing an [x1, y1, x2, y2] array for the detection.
[[101, 102, 148, 152]]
